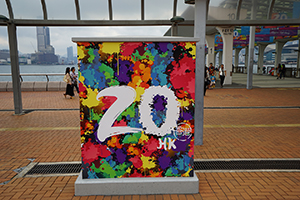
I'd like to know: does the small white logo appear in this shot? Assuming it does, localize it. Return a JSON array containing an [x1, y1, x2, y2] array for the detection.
[[174, 122, 192, 141]]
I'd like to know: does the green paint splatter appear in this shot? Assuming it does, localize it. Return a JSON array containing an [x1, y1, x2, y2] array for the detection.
[[91, 110, 103, 122], [123, 132, 141, 144], [116, 103, 136, 121], [91, 160, 117, 178], [160, 51, 168, 58], [165, 168, 180, 177], [88, 48, 95, 63], [131, 49, 155, 62], [115, 162, 131, 177]]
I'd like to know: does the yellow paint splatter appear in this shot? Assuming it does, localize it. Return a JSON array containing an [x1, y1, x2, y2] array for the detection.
[[140, 155, 156, 169], [126, 167, 132, 174], [138, 132, 149, 144], [102, 42, 122, 54], [178, 98, 192, 107], [78, 71, 85, 83], [185, 42, 196, 59], [182, 167, 192, 177], [81, 87, 100, 108], [81, 136, 85, 143], [78, 46, 86, 60], [135, 86, 145, 102]]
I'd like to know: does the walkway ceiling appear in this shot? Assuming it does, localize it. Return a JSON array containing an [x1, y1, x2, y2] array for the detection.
[[0, 0, 300, 31]]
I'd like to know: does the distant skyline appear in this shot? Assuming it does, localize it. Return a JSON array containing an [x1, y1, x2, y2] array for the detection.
[[0, 0, 196, 57], [0, 26, 173, 57]]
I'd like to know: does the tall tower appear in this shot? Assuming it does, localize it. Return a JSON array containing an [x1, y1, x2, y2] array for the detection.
[[67, 46, 73, 63], [36, 26, 54, 54]]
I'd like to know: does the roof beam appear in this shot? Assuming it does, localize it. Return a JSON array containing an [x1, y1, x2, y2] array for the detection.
[[173, 0, 178, 17], [5, 0, 14, 19], [267, 0, 275, 19], [1, 19, 300, 27], [41, 0, 48, 20], [236, 0, 242, 20], [75, 0, 81, 20], [141, 0, 145, 20], [108, 0, 113, 20]]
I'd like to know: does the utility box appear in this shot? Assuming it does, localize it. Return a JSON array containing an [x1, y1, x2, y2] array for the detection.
[[72, 37, 199, 195]]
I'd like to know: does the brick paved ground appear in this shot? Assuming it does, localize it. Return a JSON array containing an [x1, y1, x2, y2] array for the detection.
[[0, 88, 299, 199]]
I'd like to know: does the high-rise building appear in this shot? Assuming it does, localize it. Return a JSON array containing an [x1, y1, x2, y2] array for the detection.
[[67, 46, 73, 64], [36, 26, 54, 54], [33, 26, 58, 64]]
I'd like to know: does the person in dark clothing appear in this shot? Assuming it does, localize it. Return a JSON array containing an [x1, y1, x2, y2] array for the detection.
[[281, 64, 286, 79], [219, 64, 226, 88], [204, 66, 210, 96], [276, 63, 282, 79]]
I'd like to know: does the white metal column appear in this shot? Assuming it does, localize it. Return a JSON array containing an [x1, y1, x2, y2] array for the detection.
[[206, 35, 215, 66], [257, 44, 267, 74], [234, 48, 241, 72], [274, 41, 285, 76], [216, 26, 234, 85], [194, 0, 207, 145], [7, 22, 23, 114], [297, 38, 300, 78]]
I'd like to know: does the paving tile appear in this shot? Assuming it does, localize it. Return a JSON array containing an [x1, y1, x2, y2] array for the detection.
[[0, 89, 300, 199]]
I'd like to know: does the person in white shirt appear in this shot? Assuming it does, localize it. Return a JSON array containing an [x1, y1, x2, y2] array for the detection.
[[70, 67, 79, 94], [219, 64, 226, 88]]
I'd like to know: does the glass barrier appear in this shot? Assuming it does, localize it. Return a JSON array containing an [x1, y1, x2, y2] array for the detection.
[[80, 0, 109, 20], [113, 0, 140, 20], [145, 0, 173, 19], [273, 0, 300, 19], [46, 0, 76, 20], [0, 1, 9, 18], [10, 0, 43, 19], [208, 0, 239, 20]]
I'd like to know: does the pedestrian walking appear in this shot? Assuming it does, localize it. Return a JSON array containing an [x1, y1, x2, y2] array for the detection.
[[219, 64, 226, 88], [281, 64, 286, 79], [276, 63, 281, 79], [204, 66, 210, 96], [70, 67, 79, 93], [63, 67, 74, 99]]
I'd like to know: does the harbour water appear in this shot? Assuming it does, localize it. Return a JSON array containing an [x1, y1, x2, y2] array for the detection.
[[0, 64, 76, 82], [0, 64, 297, 82]]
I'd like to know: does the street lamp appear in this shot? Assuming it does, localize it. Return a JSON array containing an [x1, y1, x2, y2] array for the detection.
[[0, 15, 9, 22], [170, 16, 184, 36]]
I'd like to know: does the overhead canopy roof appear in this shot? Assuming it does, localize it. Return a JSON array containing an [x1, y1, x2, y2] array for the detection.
[[0, 0, 300, 27]]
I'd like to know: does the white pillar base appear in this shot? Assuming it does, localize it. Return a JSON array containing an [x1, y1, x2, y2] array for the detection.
[[75, 171, 199, 196]]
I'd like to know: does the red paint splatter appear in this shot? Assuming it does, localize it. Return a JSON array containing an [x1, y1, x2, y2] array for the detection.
[[170, 55, 195, 99], [113, 118, 127, 127], [120, 42, 143, 56], [141, 137, 159, 157], [101, 96, 117, 111], [81, 139, 111, 165], [129, 156, 143, 169]]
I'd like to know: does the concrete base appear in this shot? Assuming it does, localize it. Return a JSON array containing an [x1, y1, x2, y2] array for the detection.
[[75, 171, 199, 196]]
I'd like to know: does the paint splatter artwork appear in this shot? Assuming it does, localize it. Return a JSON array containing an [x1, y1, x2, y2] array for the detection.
[[76, 40, 196, 179]]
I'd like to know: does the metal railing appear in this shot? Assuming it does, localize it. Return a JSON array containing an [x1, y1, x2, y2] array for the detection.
[[0, 73, 66, 91], [0, 73, 65, 82]]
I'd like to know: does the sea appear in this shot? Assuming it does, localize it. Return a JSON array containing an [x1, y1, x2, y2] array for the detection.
[[0, 64, 76, 82], [0, 64, 297, 82]]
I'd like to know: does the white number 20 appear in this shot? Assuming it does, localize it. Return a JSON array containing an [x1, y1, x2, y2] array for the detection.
[[95, 86, 180, 142]]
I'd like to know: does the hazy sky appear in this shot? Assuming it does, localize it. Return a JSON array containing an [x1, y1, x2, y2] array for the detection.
[[0, 0, 202, 57]]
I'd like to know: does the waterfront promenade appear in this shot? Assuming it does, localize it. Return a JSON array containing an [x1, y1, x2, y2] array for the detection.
[[0, 75, 300, 199]]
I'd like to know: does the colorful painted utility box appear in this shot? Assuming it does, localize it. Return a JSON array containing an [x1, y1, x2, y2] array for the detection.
[[72, 37, 198, 179]]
